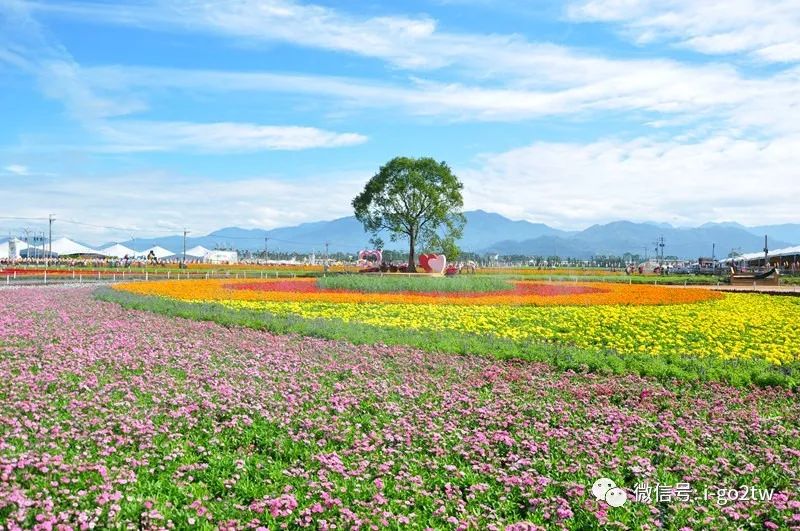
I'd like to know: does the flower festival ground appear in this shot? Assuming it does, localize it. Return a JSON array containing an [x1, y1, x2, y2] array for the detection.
[[0, 286, 799, 530]]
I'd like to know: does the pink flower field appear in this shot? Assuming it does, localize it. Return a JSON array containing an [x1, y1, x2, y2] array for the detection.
[[0, 287, 798, 530]]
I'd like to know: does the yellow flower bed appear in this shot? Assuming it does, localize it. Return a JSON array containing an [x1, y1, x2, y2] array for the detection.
[[216, 294, 800, 365]]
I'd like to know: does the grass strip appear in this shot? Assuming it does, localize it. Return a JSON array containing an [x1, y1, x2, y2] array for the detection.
[[317, 274, 514, 293]]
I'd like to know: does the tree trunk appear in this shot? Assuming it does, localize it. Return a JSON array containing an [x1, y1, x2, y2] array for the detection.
[[407, 233, 416, 272]]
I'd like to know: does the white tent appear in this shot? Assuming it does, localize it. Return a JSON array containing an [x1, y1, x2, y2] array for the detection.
[[722, 245, 800, 264], [772, 245, 800, 257], [138, 246, 175, 259], [203, 250, 238, 264], [0, 238, 28, 259], [101, 243, 137, 257], [49, 237, 99, 256], [185, 245, 211, 258]]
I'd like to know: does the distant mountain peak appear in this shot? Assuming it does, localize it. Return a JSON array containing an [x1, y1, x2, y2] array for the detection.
[[700, 221, 746, 229], [101, 211, 799, 258]]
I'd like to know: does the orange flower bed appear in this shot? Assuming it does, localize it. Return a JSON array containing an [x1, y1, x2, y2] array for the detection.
[[115, 278, 722, 306]]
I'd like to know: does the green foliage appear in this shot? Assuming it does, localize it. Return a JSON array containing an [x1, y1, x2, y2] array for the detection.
[[95, 288, 799, 389], [423, 233, 461, 262], [317, 274, 512, 293], [352, 157, 465, 270]]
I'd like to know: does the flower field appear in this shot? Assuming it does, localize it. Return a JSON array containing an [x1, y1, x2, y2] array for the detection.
[[113, 278, 799, 366], [1, 287, 799, 529], [218, 294, 800, 365], [115, 278, 722, 306]]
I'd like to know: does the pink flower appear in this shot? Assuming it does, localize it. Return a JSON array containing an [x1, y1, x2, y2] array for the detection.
[[556, 506, 573, 520], [268, 494, 298, 517]]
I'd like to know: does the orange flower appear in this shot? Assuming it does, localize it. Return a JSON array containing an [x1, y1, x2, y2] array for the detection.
[[115, 278, 722, 306]]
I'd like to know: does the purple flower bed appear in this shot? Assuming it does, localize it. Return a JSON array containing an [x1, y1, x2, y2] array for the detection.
[[0, 287, 798, 529]]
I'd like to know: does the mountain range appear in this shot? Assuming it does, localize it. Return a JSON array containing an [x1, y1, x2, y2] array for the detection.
[[107, 210, 799, 259]]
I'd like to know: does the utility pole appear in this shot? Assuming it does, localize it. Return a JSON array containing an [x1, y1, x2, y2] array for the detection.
[[264, 237, 269, 262], [182, 228, 189, 267], [324, 241, 330, 276], [655, 236, 665, 268], [763, 235, 769, 268], [22, 228, 30, 260], [711, 242, 716, 273], [47, 214, 54, 266]]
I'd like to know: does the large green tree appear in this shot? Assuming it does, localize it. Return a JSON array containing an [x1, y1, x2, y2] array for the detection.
[[352, 157, 465, 272]]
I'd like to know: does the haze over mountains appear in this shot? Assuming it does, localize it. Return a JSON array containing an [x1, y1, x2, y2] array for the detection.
[[108, 211, 799, 259]]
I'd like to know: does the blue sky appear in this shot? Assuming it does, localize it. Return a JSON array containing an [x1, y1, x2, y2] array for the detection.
[[1, 0, 799, 244]]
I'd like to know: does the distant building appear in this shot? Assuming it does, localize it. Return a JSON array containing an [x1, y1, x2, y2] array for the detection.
[[203, 250, 238, 264], [698, 257, 714, 268]]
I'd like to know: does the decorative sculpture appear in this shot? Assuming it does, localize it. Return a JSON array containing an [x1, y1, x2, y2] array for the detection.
[[358, 249, 382, 264], [419, 254, 447, 274]]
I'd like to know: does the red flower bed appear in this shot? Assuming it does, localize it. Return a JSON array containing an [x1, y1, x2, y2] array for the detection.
[[0, 268, 82, 276], [224, 280, 605, 298]]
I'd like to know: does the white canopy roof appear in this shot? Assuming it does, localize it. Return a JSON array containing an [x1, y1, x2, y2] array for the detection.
[[101, 243, 137, 257], [50, 237, 99, 256], [722, 245, 800, 263], [773, 245, 800, 257], [138, 245, 175, 259], [185, 245, 211, 257], [0, 238, 28, 259]]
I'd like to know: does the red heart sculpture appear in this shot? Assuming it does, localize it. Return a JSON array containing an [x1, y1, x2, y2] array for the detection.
[[419, 254, 432, 273], [358, 249, 382, 263], [418, 254, 447, 273], [427, 255, 447, 273]]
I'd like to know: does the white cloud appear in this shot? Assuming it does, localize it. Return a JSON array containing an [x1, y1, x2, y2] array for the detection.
[[80, 63, 795, 128], [567, 0, 800, 63], [18, 1, 800, 134], [31, 0, 527, 74], [7, 132, 800, 245], [460, 134, 800, 229], [36, 60, 146, 120], [99, 121, 367, 152], [3, 164, 29, 175], [29, 0, 768, 84], [0, 1, 366, 153], [4, 171, 368, 245]]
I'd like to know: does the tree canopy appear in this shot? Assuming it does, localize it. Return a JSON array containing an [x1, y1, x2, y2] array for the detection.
[[352, 157, 465, 271]]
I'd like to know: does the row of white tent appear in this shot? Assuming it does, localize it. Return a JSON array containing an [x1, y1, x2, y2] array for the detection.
[[0, 237, 216, 260], [720, 245, 800, 264]]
